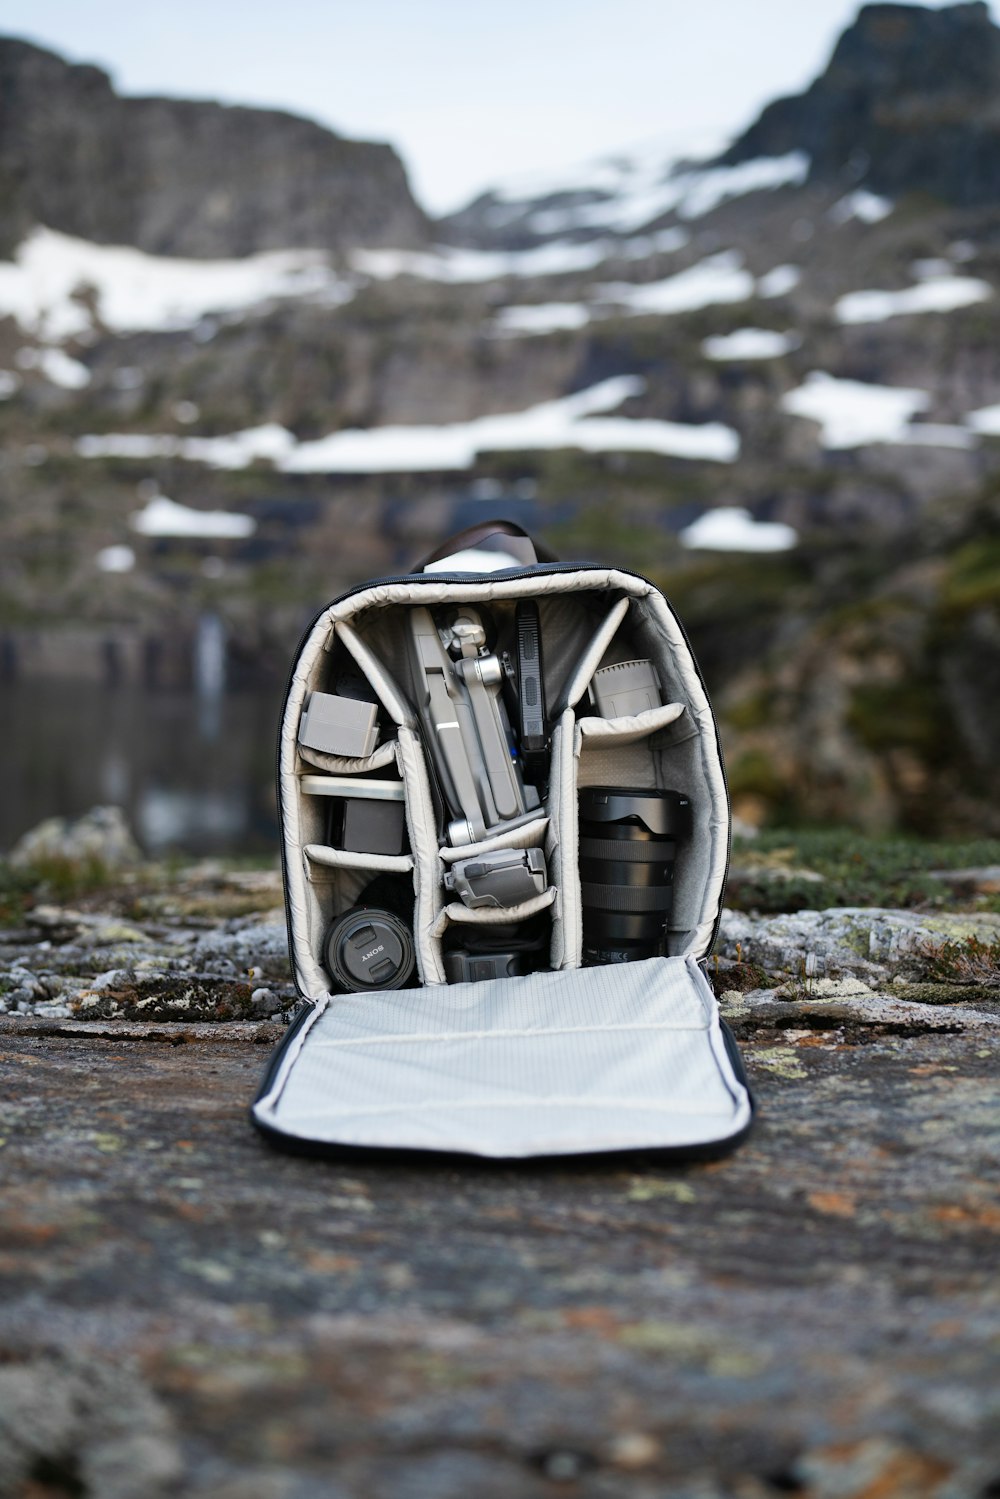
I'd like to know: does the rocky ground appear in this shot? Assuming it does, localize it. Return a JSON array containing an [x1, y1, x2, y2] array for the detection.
[[1, 844, 998, 1499]]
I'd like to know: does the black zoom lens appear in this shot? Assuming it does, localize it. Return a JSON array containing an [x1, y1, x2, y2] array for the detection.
[[578, 787, 691, 965], [322, 875, 417, 992]]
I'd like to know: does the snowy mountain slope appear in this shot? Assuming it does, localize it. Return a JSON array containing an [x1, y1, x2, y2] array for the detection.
[[1, 4, 999, 833]]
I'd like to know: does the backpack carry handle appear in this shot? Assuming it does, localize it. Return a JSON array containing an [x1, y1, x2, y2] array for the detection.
[[412, 518, 559, 573]]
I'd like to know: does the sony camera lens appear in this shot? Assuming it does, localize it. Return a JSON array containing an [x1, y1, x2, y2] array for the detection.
[[322, 875, 417, 992], [578, 786, 691, 965]]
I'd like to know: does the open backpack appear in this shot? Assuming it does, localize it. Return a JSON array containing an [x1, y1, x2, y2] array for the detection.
[[252, 521, 753, 1160]]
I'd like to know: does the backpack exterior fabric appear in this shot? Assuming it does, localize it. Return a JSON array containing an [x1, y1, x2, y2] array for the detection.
[[252, 527, 753, 1160]]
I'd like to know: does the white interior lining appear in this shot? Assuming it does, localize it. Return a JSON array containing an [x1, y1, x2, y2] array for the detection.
[[253, 957, 751, 1158]]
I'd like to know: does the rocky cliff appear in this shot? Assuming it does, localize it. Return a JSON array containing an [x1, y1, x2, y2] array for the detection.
[[722, 1, 1000, 205], [0, 37, 428, 256]]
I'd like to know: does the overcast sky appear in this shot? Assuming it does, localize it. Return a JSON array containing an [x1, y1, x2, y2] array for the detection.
[[2, 0, 993, 213]]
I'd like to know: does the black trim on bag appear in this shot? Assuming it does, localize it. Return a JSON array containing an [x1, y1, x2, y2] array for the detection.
[[250, 1115, 755, 1168], [249, 999, 318, 1115]]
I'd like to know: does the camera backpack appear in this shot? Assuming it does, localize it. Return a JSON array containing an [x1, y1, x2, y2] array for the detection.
[[252, 521, 753, 1160]]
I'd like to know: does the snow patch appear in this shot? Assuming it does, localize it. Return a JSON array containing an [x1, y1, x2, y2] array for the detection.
[[483, 131, 728, 209], [79, 377, 739, 474], [965, 403, 1000, 436], [283, 375, 739, 470], [680, 506, 798, 552], [618, 227, 690, 259], [512, 152, 808, 236], [16, 345, 90, 389], [757, 264, 801, 299], [546, 413, 738, 463], [780, 372, 963, 449], [130, 495, 256, 539], [0, 227, 354, 340], [597, 252, 754, 316], [77, 423, 296, 470], [674, 153, 810, 220], [702, 328, 799, 361], [95, 544, 136, 573], [492, 303, 592, 335], [352, 241, 610, 284], [836, 276, 992, 325], [830, 191, 893, 225], [356, 227, 694, 290]]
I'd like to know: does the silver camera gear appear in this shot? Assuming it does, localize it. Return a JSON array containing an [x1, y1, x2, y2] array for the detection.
[[407, 605, 540, 847], [443, 846, 547, 909]]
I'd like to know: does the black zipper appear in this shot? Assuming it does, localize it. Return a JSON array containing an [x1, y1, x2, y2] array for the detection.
[[275, 560, 731, 999], [250, 996, 318, 1109]]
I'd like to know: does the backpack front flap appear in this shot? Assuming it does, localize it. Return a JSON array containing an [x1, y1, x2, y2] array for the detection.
[[253, 560, 751, 1159]]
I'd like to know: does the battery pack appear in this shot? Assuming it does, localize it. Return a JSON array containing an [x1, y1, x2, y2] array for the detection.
[[591, 659, 662, 719], [298, 691, 380, 759]]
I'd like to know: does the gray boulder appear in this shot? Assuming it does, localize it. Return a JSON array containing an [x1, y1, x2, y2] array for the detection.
[[9, 805, 142, 872]]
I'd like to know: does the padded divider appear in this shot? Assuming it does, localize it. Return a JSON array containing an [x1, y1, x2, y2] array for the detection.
[[575, 706, 687, 794], [576, 701, 686, 746], [298, 741, 399, 775], [299, 858, 417, 1001], [548, 708, 581, 969], [439, 817, 549, 863], [396, 724, 447, 986], [536, 594, 618, 711], [559, 596, 631, 711], [305, 846, 414, 874], [435, 885, 556, 935], [335, 620, 416, 728]]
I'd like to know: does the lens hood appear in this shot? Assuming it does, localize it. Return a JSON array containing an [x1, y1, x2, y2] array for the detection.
[[578, 787, 690, 965], [578, 786, 691, 838]]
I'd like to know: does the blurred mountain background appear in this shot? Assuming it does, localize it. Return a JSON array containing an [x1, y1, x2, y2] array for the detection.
[[1, 1, 998, 852]]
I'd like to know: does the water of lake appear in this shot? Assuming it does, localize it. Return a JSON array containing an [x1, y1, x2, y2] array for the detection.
[[1, 680, 282, 858]]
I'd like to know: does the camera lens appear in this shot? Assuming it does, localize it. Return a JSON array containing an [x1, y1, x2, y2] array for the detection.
[[578, 787, 691, 965], [322, 876, 417, 992]]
